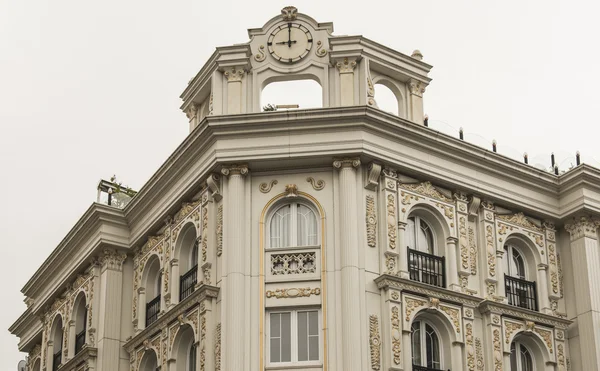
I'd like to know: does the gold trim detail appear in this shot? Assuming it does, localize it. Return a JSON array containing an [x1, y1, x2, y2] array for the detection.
[[399, 181, 452, 203], [266, 287, 321, 299], [369, 315, 381, 370], [497, 212, 542, 232], [366, 195, 377, 248]]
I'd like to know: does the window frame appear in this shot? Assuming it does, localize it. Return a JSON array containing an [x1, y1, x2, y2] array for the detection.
[[266, 201, 320, 250], [187, 342, 197, 371], [510, 340, 535, 371], [406, 216, 436, 255], [410, 319, 443, 370], [266, 308, 322, 367], [504, 244, 528, 280]]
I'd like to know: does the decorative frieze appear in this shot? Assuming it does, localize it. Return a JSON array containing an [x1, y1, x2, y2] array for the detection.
[[565, 216, 598, 241], [398, 181, 451, 203], [266, 287, 320, 299], [475, 337, 484, 370], [391, 306, 401, 365], [466, 323, 475, 371], [497, 212, 543, 232], [270, 252, 316, 275], [216, 205, 223, 257]]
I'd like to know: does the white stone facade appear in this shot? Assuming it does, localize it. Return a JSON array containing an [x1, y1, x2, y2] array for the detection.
[[9, 7, 600, 371]]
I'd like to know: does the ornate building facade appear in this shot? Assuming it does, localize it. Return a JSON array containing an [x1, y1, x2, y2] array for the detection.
[[9, 6, 600, 371]]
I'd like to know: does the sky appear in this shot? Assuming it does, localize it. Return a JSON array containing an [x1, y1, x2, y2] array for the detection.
[[1, 0, 599, 366]]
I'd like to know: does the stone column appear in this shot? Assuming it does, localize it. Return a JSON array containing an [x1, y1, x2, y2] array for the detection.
[[223, 67, 245, 114], [220, 164, 248, 371], [137, 287, 146, 331], [565, 216, 600, 370], [95, 249, 127, 371], [333, 158, 363, 371], [398, 221, 409, 279], [67, 319, 76, 360], [335, 58, 358, 106], [169, 259, 180, 307], [408, 79, 426, 125], [536, 264, 551, 313], [446, 237, 460, 291]]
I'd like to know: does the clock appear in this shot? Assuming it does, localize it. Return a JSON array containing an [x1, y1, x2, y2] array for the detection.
[[267, 23, 313, 63]]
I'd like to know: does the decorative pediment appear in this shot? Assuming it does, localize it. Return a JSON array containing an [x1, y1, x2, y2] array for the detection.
[[399, 181, 452, 203], [496, 212, 542, 232], [173, 200, 201, 224]]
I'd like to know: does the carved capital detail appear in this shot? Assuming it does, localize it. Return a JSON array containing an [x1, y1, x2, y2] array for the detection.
[[220, 164, 249, 177], [185, 103, 199, 120], [565, 216, 599, 241], [99, 249, 127, 271], [335, 57, 357, 73], [409, 79, 426, 97], [333, 157, 361, 169], [223, 67, 245, 82]]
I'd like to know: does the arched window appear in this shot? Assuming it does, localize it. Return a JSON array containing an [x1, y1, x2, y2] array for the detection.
[[261, 79, 323, 111], [411, 320, 442, 370], [406, 216, 435, 254], [51, 316, 63, 371], [73, 293, 87, 354], [510, 340, 534, 371], [373, 83, 399, 115], [143, 257, 162, 327], [504, 244, 526, 279], [139, 350, 158, 371], [191, 241, 199, 268], [269, 203, 318, 248], [188, 343, 197, 371], [177, 225, 199, 302]]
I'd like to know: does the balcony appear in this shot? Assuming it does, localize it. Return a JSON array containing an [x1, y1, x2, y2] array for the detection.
[[146, 295, 161, 327], [505, 275, 538, 311], [180, 265, 198, 301], [53, 349, 62, 371], [75, 328, 86, 354], [408, 248, 445, 288], [413, 365, 447, 371]]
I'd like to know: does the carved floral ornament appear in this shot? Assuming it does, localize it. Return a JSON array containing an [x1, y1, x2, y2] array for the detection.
[[335, 57, 357, 73], [409, 79, 426, 97], [223, 67, 245, 82], [496, 212, 543, 233], [403, 295, 462, 336], [369, 315, 381, 370], [399, 181, 452, 203], [281, 5, 298, 21], [565, 216, 600, 241], [266, 287, 321, 299]]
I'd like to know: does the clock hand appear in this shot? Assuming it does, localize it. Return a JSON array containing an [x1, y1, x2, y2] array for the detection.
[[288, 23, 292, 47], [276, 40, 297, 45]]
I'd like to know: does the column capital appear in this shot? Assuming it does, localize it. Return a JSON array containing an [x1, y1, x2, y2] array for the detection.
[[409, 78, 427, 97], [565, 216, 599, 241], [223, 66, 246, 82], [98, 249, 127, 271], [185, 103, 199, 120], [333, 158, 361, 169], [335, 57, 357, 73], [220, 164, 249, 177]]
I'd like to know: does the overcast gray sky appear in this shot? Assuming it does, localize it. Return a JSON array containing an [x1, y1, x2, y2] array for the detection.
[[2, 0, 599, 366]]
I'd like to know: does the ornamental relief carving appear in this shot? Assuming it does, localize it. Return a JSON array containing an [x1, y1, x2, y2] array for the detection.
[[459, 217, 469, 270], [493, 329, 502, 371], [466, 323, 475, 371], [404, 297, 427, 322], [475, 337, 484, 371], [315, 40, 327, 57], [215, 323, 222, 371], [369, 315, 381, 370], [271, 252, 316, 275], [366, 195, 377, 248], [496, 212, 543, 232], [399, 181, 452, 203], [306, 177, 325, 191], [259, 180, 278, 193], [266, 287, 321, 299], [216, 204, 223, 257], [387, 194, 397, 250], [468, 226, 477, 275], [565, 216, 599, 240], [391, 307, 401, 365], [504, 321, 524, 344], [486, 225, 496, 277], [202, 207, 209, 263]]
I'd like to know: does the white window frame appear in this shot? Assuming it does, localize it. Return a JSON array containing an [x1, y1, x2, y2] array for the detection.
[[266, 308, 322, 367], [504, 244, 528, 280], [187, 342, 197, 371], [510, 340, 535, 371], [266, 201, 320, 250], [407, 215, 436, 255], [411, 320, 443, 369]]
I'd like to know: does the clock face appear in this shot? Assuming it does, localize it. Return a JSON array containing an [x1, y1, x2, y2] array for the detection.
[[267, 23, 313, 63]]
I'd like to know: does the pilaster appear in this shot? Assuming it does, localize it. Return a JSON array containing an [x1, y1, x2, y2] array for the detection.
[[220, 164, 249, 371], [333, 157, 364, 371], [335, 58, 358, 106], [222, 67, 246, 114], [408, 78, 427, 124]]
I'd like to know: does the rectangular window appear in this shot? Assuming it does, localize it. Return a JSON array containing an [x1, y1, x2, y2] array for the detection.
[[268, 309, 320, 365]]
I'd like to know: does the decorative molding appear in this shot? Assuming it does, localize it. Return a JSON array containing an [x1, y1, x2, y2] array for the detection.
[[315, 40, 327, 57], [534, 327, 554, 354], [223, 67, 245, 82], [366, 195, 377, 248], [335, 57, 357, 73], [479, 301, 572, 329], [504, 321, 524, 344], [99, 249, 127, 271], [254, 45, 266, 62], [216, 205, 223, 257], [259, 180, 278, 193], [281, 5, 298, 21], [466, 323, 475, 371], [306, 177, 325, 191], [468, 225, 477, 275], [459, 217, 469, 270], [284, 184, 298, 197], [369, 315, 381, 370], [215, 323, 221, 371], [496, 212, 542, 232], [391, 307, 401, 365], [367, 75, 376, 107], [405, 297, 427, 321], [266, 287, 321, 299], [387, 194, 397, 250], [398, 181, 452, 203], [493, 329, 502, 371], [439, 304, 461, 334], [565, 216, 599, 241], [173, 200, 201, 225]]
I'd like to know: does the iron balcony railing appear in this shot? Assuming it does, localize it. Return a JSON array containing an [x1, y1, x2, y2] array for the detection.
[[53, 349, 62, 371], [180, 265, 198, 301], [413, 365, 448, 371], [75, 328, 86, 354], [146, 295, 161, 327], [408, 248, 445, 288], [505, 275, 538, 311]]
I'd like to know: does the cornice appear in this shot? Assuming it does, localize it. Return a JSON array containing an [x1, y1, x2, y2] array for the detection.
[[180, 50, 218, 104], [8, 307, 42, 352], [59, 346, 98, 371], [479, 300, 572, 329], [124, 284, 219, 352], [375, 274, 482, 307], [21, 203, 129, 300]]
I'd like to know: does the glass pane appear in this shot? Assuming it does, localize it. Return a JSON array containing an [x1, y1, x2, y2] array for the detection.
[[270, 338, 280, 363], [189, 344, 196, 371], [298, 312, 308, 361], [510, 342, 518, 371], [270, 313, 280, 337], [513, 249, 526, 279], [418, 220, 433, 254], [521, 344, 533, 371], [308, 311, 318, 335], [504, 245, 511, 275], [309, 334, 319, 361], [426, 324, 440, 368], [192, 242, 198, 266], [407, 218, 416, 250], [297, 204, 317, 246], [281, 313, 291, 362], [411, 321, 421, 366], [271, 206, 291, 248]]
